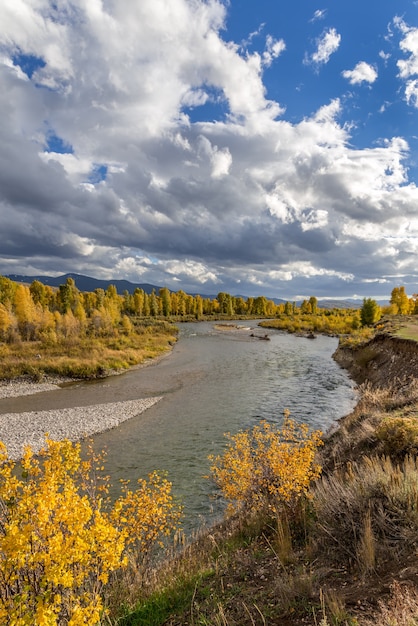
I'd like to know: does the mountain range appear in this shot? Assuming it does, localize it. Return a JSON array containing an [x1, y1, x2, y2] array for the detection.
[[5, 273, 365, 308]]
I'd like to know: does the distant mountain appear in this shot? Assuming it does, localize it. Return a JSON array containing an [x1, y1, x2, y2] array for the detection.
[[317, 299, 390, 309], [5, 274, 374, 308], [5, 273, 162, 295], [5, 273, 286, 302], [316, 299, 361, 309]]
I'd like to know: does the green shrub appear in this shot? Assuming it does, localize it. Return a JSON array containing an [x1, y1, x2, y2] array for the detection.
[[376, 416, 418, 457]]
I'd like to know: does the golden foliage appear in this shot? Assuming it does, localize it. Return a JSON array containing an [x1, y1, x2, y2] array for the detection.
[[209, 413, 323, 515], [0, 439, 182, 625]]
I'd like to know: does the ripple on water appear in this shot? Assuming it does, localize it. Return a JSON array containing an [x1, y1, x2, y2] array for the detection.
[[89, 322, 356, 532]]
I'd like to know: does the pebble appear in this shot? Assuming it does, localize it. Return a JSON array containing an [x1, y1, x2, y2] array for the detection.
[[0, 382, 162, 460], [0, 380, 64, 399]]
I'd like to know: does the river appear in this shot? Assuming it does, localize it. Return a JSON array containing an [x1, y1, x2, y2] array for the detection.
[[89, 321, 356, 531]]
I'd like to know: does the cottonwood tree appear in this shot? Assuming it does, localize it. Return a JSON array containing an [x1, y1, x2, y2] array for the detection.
[[309, 296, 318, 314], [361, 297, 381, 326], [159, 287, 172, 317], [390, 286, 411, 315]]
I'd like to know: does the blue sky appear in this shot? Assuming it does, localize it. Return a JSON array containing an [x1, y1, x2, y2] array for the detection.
[[0, 0, 418, 300]]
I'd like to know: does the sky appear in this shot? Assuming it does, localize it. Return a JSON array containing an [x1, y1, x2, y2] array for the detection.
[[1, 1, 418, 301]]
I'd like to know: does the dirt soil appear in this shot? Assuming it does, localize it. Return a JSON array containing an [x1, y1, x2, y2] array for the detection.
[[333, 317, 418, 387]]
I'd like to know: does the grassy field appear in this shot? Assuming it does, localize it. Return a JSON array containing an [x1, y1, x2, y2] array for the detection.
[[0, 319, 177, 380], [375, 315, 418, 342], [395, 323, 418, 341]]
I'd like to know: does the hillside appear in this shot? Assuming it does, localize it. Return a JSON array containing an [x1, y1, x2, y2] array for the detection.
[[6, 272, 161, 295]]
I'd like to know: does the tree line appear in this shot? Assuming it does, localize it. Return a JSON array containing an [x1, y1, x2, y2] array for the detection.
[[0, 273, 415, 344], [0, 275, 322, 344]]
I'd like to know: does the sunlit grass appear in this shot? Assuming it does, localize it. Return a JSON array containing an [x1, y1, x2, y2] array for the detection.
[[260, 311, 361, 337], [0, 321, 177, 380], [395, 325, 418, 341]]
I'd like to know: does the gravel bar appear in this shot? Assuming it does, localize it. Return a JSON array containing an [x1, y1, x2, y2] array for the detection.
[[0, 397, 163, 460], [0, 380, 63, 399]]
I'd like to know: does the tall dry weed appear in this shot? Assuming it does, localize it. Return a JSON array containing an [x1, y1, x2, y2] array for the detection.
[[274, 513, 293, 565], [354, 379, 418, 415], [313, 455, 418, 569], [362, 581, 418, 626], [356, 508, 376, 575]]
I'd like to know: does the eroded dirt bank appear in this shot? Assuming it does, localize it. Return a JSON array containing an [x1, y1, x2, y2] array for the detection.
[[333, 332, 418, 387]]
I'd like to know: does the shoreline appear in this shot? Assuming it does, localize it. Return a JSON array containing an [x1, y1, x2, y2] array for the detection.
[[0, 354, 171, 461], [0, 350, 173, 400]]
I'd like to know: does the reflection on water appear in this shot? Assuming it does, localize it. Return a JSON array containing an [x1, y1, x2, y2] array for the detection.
[[89, 321, 356, 532]]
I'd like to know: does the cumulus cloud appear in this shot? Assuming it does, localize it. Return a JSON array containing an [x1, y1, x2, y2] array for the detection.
[[405, 79, 418, 107], [396, 18, 418, 78], [395, 18, 418, 108], [0, 0, 417, 300], [262, 35, 286, 67], [342, 61, 378, 85], [307, 28, 341, 67]]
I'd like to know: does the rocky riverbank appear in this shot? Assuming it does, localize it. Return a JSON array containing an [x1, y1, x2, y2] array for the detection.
[[0, 353, 175, 460], [0, 396, 163, 461], [0, 379, 66, 399]]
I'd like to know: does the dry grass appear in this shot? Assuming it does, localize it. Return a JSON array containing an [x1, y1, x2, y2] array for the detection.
[[0, 320, 177, 380], [321, 380, 418, 472], [362, 581, 418, 626], [313, 455, 418, 568]]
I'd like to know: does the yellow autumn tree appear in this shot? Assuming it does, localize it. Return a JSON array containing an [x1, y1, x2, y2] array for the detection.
[[210, 413, 323, 515], [0, 438, 182, 626], [0, 303, 16, 341], [13, 284, 39, 340]]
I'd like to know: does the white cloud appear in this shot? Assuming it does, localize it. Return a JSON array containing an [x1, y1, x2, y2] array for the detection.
[[396, 19, 418, 78], [394, 17, 418, 108], [395, 18, 418, 108], [379, 50, 391, 63], [308, 28, 341, 67], [211, 147, 232, 178], [405, 79, 418, 107], [39, 152, 93, 183], [262, 35, 286, 67], [164, 259, 220, 285], [266, 263, 353, 282], [300, 209, 329, 231], [342, 61, 378, 85], [311, 10, 327, 23]]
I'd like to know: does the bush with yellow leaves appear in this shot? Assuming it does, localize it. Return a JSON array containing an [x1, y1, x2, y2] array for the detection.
[[210, 412, 323, 515], [0, 438, 182, 625]]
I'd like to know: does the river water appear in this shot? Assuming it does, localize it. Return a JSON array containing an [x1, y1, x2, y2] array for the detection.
[[0, 321, 357, 532], [90, 321, 356, 531]]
